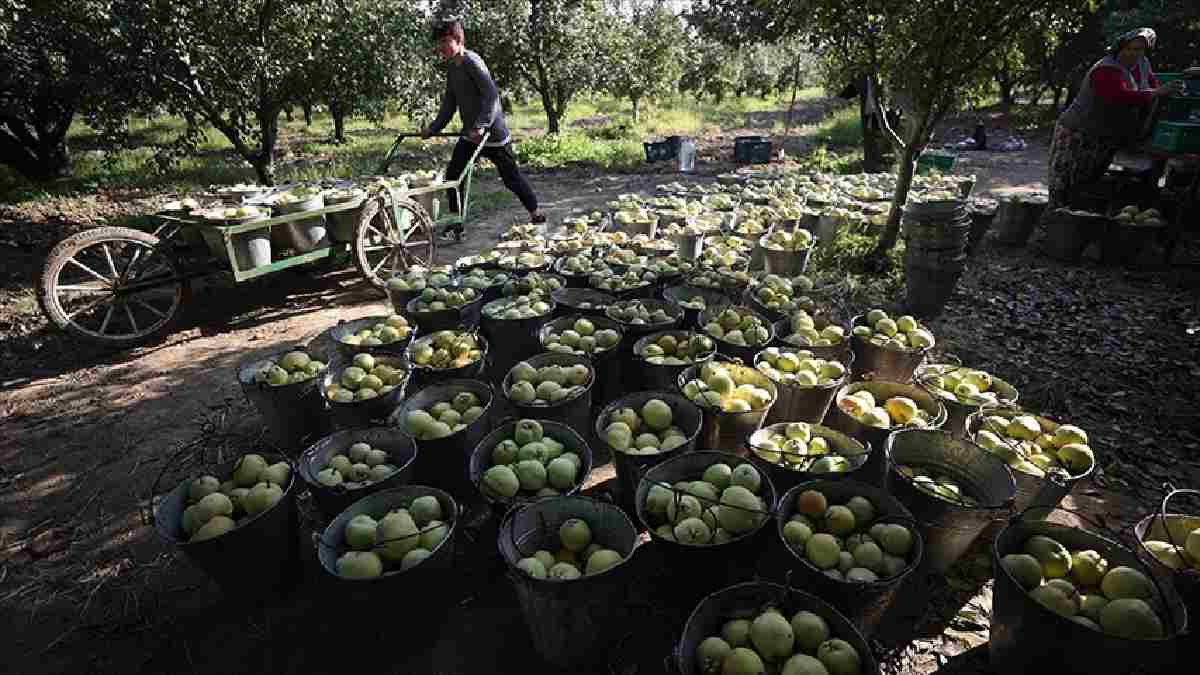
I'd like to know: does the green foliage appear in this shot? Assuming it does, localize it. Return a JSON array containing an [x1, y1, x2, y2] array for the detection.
[[1102, 0, 1200, 72], [808, 108, 863, 148], [514, 131, 642, 170], [601, 3, 687, 121]]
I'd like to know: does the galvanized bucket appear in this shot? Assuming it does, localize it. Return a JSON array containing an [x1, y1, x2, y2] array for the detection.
[[902, 258, 966, 318], [320, 354, 410, 430], [755, 348, 852, 426], [272, 195, 329, 253], [662, 284, 732, 330], [595, 391, 704, 518], [966, 198, 998, 254], [914, 363, 1019, 437], [963, 406, 1093, 515], [201, 221, 272, 270], [537, 314, 624, 411], [405, 295, 484, 336], [848, 314, 931, 382], [237, 348, 329, 452], [993, 196, 1048, 247], [677, 362, 778, 453], [550, 287, 615, 319], [675, 581, 881, 675], [385, 284, 424, 317], [631, 329, 717, 391], [498, 495, 641, 668], [671, 232, 705, 260], [315, 486, 458, 605], [884, 429, 1016, 574], [638, 451, 777, 606], [324, 192, 366, 242], [758, 238, 813, 277], [153, 453, 301, 599], [298, 427, 418, 518], [1133, 488, 1200, 615], [552, 257, 602, 289], [405, 331, 489, 390], [388, 379, 494, 503], [480, 300, 557, 384], [607, 300, 684, 389], [324, 314, 417, 362], [775, 479, 924, 636], [500, 353, 595, 440], [825, 380, 948, 487], [698, 305, 775, 364], [770, 317, 852, 363], [991, 508, 1188, 674], [746, 423, 872, 494], [468, 419, 594, 508]]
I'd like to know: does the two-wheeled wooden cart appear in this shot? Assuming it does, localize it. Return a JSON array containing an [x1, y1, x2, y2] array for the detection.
[[37, 131, 489, 347]]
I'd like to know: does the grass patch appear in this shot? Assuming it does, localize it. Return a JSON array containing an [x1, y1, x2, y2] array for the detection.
[[810, 225, 906, 306], [808, 107, 863, 148]]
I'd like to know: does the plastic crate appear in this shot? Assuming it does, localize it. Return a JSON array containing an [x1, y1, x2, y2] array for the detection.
[[916, 151, 957, 175], [734, 136, 772, 164], [1157, 73, 1200, 97], [644, 136, 683, 163], [1150, 121, 1200, 154]]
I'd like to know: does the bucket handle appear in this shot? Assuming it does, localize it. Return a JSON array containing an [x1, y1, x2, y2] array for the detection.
[[914, 354, 1018, 409], [972, 411, 1072, 490], [634, 461, 779, 540], [1153, 484, 1200, 562]]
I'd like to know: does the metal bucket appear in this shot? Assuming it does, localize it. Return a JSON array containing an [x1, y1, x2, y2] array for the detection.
[[755, 348, 851, 426], [993, 196, 1048, 246], [315, 486, 458, 605], [675, 581, 881, 675], [320, 355, 410, 430], [324, 314, 417, 362], [298, 427, 418, 518], [698, 305, 775, 364], [324, 193, 366, 243], [1041, 209, 1105, 263], [1133, 489, 1200, 615], [237, 349, 329, 452], [677, 362, 778, 453], [991, 510, 1188, 674], [500, 353, 595, 441], [915, 364, 1019, 437], [638, 451, 778, 607], [759, 241, 813, 277], [884, 429, 1016, 574], [595, 391, 704, 518], [498, 495, 641, 668], [385, 285, 424, 317], [405, 295, 484, 336], [607, 300, 684, 389], [662, 284, 731, 330], [468, 419, 594, 508], [775, 479, 924, 636], [671, 232, 705, 260], [537, 314, 624, 411], [631, 330, 716, 391], [550, 288, 615, 319], [603, 280, 658, 302], [153, 454, 301, 599], [903, 259, 966, 318], [826, 380, 947, 487], [388, 379, 495, 503], [967, 205, 997, 255], [480, 302, 556, 384], [615, 218, 658, 239], [848, 314, 931, 382], [746, 424, 872, 494], [201, 223, 272, 271], [963, 406, 1093, 515], [405, 332, 489, 390], [272, 196, 329, 252], [771, 317, 852, 363]]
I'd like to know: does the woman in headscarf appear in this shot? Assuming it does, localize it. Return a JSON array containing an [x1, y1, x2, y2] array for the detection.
[[1047, 28, 1184, 210]]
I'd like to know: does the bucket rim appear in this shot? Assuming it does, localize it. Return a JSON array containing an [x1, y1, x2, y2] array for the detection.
[[235, 346, 326, 390], [297, 427, 418, 494], [387, 378, 495, 437], [848, 314, 935, 356], [549, 286, 617, 308], [404, 331, 490, 373], [962, 405, 1094, 482], [675, 360, 779, 417], [698, 304, 776, 350], [604, 298, 684, 329], [884, 428, 1017, 511], [1132, 511, 1200, 581], [497, 494, 640, 583], [480, 298, 557, 323], [747, 423, 871, 476], [832, 380, 950, 429], [752, 347, 850, 393], [470, 419, 594, 507], [593, 390, 705, 456], [632, 329, 717, 365], [914, 362, 1020, 409], [404, 292, 486, 319], [538, 314, 624, 358], [500, 352, 595, 409], [325, 314, 418, 350], [320, 353, 410, 407]]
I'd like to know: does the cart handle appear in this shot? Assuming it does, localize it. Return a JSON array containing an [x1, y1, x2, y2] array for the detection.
[[377, 130, 477, 175]]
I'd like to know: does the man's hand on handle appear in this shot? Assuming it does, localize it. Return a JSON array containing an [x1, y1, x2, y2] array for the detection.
[[468, 127, 485, 143], [1154, 80, 1186, 97]]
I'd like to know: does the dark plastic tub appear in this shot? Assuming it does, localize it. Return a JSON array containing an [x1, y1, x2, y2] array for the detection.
[[405, 331, 489, 390], [480, 299, 556, 384], [468, 419, 594, 509], [537, 314, 624, 411], [320, 355, 410, 430], [388, 379, 495, 503], [405, 295, 484, 335], [631, 329, 716, 392], [662, 284, 731, 330], [499, 352, 595, 441], [298, 428, 418, 518], [550, 287, 615, 319], [324, 314, 417, 361]]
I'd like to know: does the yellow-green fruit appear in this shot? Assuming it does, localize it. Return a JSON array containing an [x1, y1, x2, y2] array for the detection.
[[722, 647, 765, 675], [696, 637, 732, 675], [191, 515, 236, 543], [1025, 535, 1072, 579], [749, 610, 795, 661], [1030, 583, 1078, 617], [1100, 566, 1154, 601], [781, 654, 828, 675], [1002, 553, 1044, 590], [1079, 594, 1108, 622], [721, 619, 752, 647], [1071, 549, 1109, 587], [1143, 540, 1187, 570], [1099, 598, 1164, 640]]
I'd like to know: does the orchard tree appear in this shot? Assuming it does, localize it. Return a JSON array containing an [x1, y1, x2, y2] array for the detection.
[[602, 3, 686, 123]]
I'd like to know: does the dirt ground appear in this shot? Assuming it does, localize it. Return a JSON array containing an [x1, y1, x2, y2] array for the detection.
[[2, 102, 1199, 674]]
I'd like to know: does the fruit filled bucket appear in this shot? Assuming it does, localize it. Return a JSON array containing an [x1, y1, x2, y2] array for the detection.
[[389, 379, 494, 504], [405, 330, 488, 389], [758, 230, 816, 277], [595, 391, 704, 518], [480, 295, 557, 384], [699, 305, 775, 364], [501, 353, 596, 439], [662, 284, 731, 330], [299, 428, 418, 519], [153, 453, 301, 600], [771, 311, 852, 363], [237, 347, 330, 452], [405, 292, 484, 336], [964, 406, 1095, 515], [326, 314, 417, 361], [678, 361, 778, 454], [1133, 488, 1200, 614], [746, 423, 872, 494], [915, 362, 1019, 437], [632, 330, 718, 392], [637, 451, 778, 607], [826, 380, 948, 487], [323, 188, 367, 243], [316, 486, 458, 608], [470, 419, 594, 509], [775, 479, 924, 636], [457, 267, 513, 305], [538, 314, 624, 413], [498, 495, 641, 668], [991, 508, 1188, 674], [755, 347, 852, 426], [606, 299, 685, 386], [321, 354, 410, 430], [884, 429, 1016, 574], [384, 266, 453, 316], [848, 311, 936, 382], [675, 581, 880, 675], [550, 287, 616, 319]]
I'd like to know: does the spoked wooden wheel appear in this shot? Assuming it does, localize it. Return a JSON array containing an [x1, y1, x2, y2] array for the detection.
[[38, 227, 189, 346], [353, 197, 436, 291]]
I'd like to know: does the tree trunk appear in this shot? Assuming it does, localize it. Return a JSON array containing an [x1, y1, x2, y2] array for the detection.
[[330, 102, 346, 143], [302, 102, 313, 127], [284, 106, 293, 122], [870, 109, 933, 264], [0, 115, 73, 181], [631, 97, 640, 124], [252, 106, 280, 186], [860, 79, 884, 173], [997, 76, 1015, 111]]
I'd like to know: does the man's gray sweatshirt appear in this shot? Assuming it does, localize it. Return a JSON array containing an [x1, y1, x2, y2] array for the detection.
[[429, 49, 511, 147]]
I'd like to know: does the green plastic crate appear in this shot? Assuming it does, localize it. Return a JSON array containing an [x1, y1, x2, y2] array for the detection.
[[916, 151, 957, 175], [1150, 121, 1200, 154]]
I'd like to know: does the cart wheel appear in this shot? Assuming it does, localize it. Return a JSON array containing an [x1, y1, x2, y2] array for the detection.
[[353, 196, 436, 291], [37, 226, 190, 347]]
